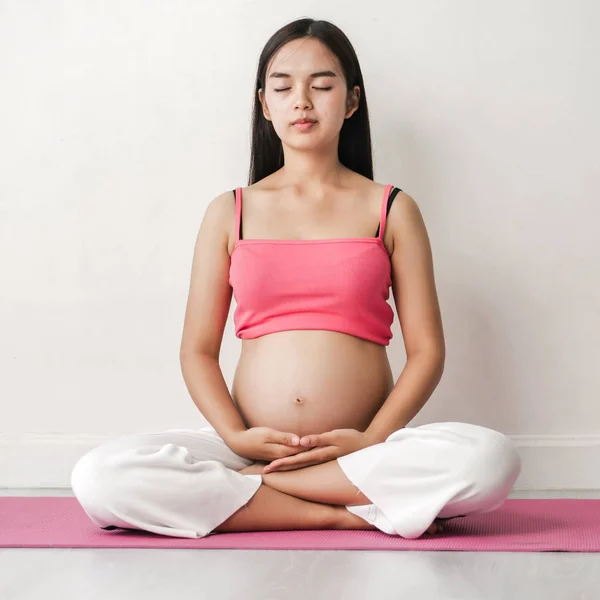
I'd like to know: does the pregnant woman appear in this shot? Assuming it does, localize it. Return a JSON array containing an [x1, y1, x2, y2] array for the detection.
[[71, 18, 521, 539]]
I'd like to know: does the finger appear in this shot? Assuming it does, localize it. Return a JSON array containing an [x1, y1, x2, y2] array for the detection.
[[265, 459, 303, 472], [301, 431, 338, 446], [266, 447, 334, 471], [273, 431, 300, 446], [266, 456, 328, 472], [300, 434, 320, 446], [276, 444, 313, 459], [266, 461, 324, 473]]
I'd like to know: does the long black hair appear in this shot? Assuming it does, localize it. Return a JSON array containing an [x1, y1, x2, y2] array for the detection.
[[248, 18, 374, 185]]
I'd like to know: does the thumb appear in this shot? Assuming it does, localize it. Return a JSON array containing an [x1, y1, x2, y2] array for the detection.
[[271, 429, 300, 446]]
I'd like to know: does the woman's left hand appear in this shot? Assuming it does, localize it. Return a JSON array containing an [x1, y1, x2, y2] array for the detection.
[[263, 428, 376, 473]]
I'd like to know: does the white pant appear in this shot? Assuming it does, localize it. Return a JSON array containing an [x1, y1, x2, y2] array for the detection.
[[70, 421, 521, 539]]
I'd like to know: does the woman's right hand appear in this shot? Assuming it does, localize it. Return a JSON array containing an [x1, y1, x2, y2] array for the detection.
[[227, 427, 310, 462]]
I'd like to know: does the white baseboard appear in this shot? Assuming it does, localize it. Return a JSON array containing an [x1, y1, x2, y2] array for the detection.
[[1, 433, 599, 490], [509, 433, 600, 490]]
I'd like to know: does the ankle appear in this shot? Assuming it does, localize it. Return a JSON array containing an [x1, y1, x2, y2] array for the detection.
[[333, 506, 376, 530]]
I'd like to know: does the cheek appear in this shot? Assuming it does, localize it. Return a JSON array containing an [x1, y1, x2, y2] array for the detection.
[[320, 94, 349, 122]]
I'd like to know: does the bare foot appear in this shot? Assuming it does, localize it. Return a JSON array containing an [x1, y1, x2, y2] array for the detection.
[[427, 519, 444, 534]]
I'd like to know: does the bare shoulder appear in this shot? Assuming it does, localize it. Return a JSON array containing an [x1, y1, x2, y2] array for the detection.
[[208, 188, 237, 219], [204, 188, 238, 257], [385, 188, 430, 256], [384, 184, 420, 220]]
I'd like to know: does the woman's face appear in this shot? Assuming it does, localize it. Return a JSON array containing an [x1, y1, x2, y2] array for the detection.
[[258, 37, 360, 149]]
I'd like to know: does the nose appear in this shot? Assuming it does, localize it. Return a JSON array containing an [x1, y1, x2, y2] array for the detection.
[[293, 88, 312, 110]]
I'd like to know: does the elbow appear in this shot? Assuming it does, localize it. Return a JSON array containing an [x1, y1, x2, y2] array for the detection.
[[180, 338, 215, 363], [409, 341, 445, 362], [435, 345, 446, 371], [434, 348, 446, 375], [180, 348, 218, 365], [179, 345, 193, 363], [427, 352, 445, 380], [180, 348, 201, 365], [410, 346, 445, 375]]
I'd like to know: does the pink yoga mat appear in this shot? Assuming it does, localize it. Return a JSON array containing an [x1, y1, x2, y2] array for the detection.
[[0, 497, 599, 552]]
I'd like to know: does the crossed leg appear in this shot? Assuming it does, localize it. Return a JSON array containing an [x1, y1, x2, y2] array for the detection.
[[215, 460, 444, 535]]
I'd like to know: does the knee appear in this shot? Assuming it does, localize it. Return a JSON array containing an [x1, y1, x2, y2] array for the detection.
[[70, 445, 124, 517], [464, 429, 522, 502]]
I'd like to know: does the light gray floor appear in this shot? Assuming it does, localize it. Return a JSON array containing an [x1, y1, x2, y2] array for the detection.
[[1, 489, 599, 600]]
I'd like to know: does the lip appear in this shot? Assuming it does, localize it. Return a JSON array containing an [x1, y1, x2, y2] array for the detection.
[[291, 118, 317, 125], [293, 121, 317, 131]]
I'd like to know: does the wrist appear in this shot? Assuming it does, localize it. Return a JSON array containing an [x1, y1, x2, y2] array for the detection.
[[222, 427, 248, 449], [362, 429, 386, 447]]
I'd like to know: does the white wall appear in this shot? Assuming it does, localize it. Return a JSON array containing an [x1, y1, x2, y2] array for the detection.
[[1, 1, 598, 489]]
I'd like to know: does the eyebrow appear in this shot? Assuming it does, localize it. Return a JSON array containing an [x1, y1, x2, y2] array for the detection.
[[268, 70, 338, 79]]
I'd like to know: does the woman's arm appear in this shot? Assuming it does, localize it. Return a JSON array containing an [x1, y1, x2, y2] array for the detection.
[[179, 191, 247, 444], [180, 351, 247, 444], [365, 192, 446, 441]]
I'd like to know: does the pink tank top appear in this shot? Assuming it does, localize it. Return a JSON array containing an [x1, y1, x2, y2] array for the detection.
[[229, 184, 399, 346]]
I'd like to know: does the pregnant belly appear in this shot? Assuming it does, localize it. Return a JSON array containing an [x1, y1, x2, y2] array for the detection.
[[231, 330, 394, 438]]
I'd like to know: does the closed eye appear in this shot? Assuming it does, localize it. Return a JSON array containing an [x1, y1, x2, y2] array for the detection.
[[274, 87, 332, 92]]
